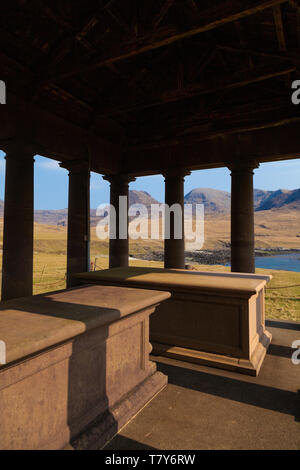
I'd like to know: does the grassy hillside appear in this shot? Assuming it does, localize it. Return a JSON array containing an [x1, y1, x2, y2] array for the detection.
[[194, 207, 300, 250]]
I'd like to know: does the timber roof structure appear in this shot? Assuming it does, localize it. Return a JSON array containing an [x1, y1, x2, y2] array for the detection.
[[1, 0, 300, 175]]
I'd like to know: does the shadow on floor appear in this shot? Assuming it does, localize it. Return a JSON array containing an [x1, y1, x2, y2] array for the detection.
[[103, 434, 157, 450], [266, 319, 300, 331], [156, 362, 300, 422], [267, 343, 294, 358]]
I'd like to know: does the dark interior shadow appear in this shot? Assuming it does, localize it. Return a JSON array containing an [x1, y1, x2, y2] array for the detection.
[[155, 362, 300, 422], [103, 434, 157, 451], [267, 343, 294, 359], [266, 319, 300, 331]]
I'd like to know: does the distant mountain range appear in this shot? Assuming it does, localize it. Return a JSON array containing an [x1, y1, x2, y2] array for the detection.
[[0, 188, 298, 225], [254, 188, 300, 211], [32, 190, 159, 226], [184, 188, 231, 214], [184, 187, 300, 213]]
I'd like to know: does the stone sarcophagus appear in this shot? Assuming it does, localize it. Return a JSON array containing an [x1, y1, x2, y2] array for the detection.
[[73, 267, 272, 376], [0, 285, 170, 450]]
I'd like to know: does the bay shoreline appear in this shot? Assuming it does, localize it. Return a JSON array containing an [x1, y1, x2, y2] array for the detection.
[[132, 248, 300, 266]]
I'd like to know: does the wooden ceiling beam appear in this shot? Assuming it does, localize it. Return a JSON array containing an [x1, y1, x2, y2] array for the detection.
[[217, 44, 300, 64], [273, 5, 287, 51], [290, 1, 300, 48], [95, 64, 295, 117], [289, 0, 300, 11], [144, 96, 291, 128], [44, 84, 93, 111], [45, 0, 289, 82], [0, 0, 28, 26], [188, 48, 217, 82], [297, 8, 300, 49], [105, 5, 134, 35], [152, 0, 175, 30], [0, 49, 34, 80], [0, 91, 121, 171], [130, 96, 297, 145], [40, 4, 96, 53], [234, 20, 248, 49], [188, 0, 199, 13], [128, 115, 300, 152], [123, 121, 300, 176], [76, 17, 99, 43]]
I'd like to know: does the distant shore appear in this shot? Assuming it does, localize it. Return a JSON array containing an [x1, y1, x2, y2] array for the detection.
[[132, 248, 300, 266], [186, 248, 300, 266]]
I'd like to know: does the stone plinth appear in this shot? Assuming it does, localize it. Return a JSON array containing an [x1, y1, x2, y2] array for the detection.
[[73, 267, 272, 376], [0, 285, 170, 450]]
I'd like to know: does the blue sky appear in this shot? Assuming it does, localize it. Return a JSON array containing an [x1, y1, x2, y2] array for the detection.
[[0, 150, 299, 210]]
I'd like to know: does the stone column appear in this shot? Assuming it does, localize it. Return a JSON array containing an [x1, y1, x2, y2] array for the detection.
[[163, 169, 190, 269], [60, 160, 90, 288], [103, 174, 135, 269], [2, 144, 35, 300], [229, 162, 259, 273]]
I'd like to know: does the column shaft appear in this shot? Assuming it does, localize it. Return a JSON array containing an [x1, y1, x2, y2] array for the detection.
[[104, 175, 134, 269], [230, 164, 258, 273], [2, 149, 34, 300], [164, 170, 189, 269], [62, 162, 90, 287]]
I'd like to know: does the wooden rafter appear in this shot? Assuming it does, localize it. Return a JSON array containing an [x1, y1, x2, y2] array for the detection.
[[95, 64, 295, 117], [38, 4, 96, 53], [188, 0, 199, 13], [290, 1, 300, 48], [273, 5, 287, 51], [101, 0, 117, 11], [234, 20, 247, 48], [44, 84, 93, 111], [129, 116, 300, 151], [297, 9, 300, 48], [0, 0, 28, 26], [217, 44, 300, 64], [130, 97, 290, 142], [76, 17, 99, 43], [2, 0, 297, 153], [131, 0, 140, 37], [289, 0, 300, 11], [188, 48, 217, 82], [0, 49, 33, 79], [152, 0, 175, 30], [152, 96, 293, 131], [39, 40, 73, 71], [34, 0, 120, 65], [105, 5, 133, 35], [0, 25, 45, 59], [44, 0, 289, 82]]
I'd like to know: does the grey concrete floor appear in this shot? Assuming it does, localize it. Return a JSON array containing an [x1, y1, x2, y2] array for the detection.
[[104, 319, 300, 450]]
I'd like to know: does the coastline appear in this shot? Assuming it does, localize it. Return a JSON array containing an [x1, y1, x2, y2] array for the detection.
[[131, 248, 300, 266]]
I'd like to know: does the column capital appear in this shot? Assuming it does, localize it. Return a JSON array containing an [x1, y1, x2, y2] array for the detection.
[[227, 160, 259, 174], [162, 168, 191, 180], [103, 174, 136, 185], [3, 139, 36, 160], [60, 159, 90, 174]]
